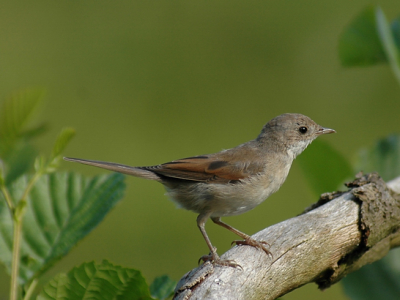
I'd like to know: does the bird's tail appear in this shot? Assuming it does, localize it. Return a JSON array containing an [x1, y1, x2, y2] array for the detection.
[[63, 157, 161, 181]]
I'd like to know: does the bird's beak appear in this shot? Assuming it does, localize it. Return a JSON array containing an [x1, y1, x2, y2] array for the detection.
[[316, 127, 336, 135]]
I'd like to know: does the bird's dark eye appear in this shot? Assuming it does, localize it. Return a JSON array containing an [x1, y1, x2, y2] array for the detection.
[[299, 126, 308, 134]]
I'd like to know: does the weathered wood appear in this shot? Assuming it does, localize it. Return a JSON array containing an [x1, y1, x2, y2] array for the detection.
[[174, 173, 400, 300]]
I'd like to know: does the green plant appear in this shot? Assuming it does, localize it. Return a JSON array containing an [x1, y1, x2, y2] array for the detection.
[[0, 89, 176, 300], [299, 134, 400, 300], [3, 7, 400, 296], [338, 5, 400, 85], [297, 6, 400, 299]]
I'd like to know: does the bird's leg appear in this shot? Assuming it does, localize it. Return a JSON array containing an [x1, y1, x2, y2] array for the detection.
[[211, 217, 272, 256], [197, 213, 241, 268]]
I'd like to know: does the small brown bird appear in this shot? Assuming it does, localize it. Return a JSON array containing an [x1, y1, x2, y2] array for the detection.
[[64, 113, 335, 267]]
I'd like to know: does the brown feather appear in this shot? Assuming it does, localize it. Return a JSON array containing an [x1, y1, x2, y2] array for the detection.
[[141, 152, 265, 184]]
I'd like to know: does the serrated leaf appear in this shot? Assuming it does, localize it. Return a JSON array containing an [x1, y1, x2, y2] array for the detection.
[[51, 128, 75, 160], [150, 275, 176, 300], [339, 6, 387, 67], [297, 139, 353, 195], [342, 248, 400, 300], [37, 260, 153, 300], [0, 172, 126, 284], [354, 134, 400, 181]]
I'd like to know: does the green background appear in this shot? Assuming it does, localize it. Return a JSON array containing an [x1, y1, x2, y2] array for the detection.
[[1, 1, 400, 299]]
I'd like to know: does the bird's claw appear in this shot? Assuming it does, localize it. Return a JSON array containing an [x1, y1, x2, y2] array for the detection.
[[232, 238, 273, 257], [199, 253, 242, 269]]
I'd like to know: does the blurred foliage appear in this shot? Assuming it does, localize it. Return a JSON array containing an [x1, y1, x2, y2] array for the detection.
[[355, 134, 400, 181], [341, 134, 400, 300], [300, 134, 400, 300], [48, 128, 76, 168], [0, 91, 163, 300], [338, 6, 387, 66], [338, 7, 400, 298], [339, 6, 400, 84], [342, 249, 400, 300], [298, 131, 400, 300], [0, 89, 46, 150], [150, 275, 177, 300], [0, 89, 47, 185], [0, 88, 177, 300], [297, 139, 353, 195], [1, 1, 400, 299]]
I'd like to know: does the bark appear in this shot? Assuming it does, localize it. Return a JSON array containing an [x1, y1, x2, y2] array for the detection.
[[173, 173, 400, 300]]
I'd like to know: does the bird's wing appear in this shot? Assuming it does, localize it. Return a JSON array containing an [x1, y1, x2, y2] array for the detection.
[[141, 154, 264, 184]]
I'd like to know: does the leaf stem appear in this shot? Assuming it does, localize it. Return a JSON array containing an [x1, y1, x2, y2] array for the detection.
[[10, 216, 22, 300], [23, 278, 38, 300], [21, 172, 41, 205], [0, 184, 14, 218], [0, 184, 19, 300], [10, 172, 42, 300]]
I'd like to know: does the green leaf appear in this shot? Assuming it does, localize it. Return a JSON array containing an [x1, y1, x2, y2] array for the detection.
[[392, 16, 400, 49], [0, 88, 47, 184], [0, 172, 126, 284], [3, 143, 37, 185], [37, 260, 153, 300], [0, 88, 46, 156], [51, 128, 76, 160], [375, 7, 400, 85], [297, 139, 353, 195], [342, 248, 400, 300], [42, 127, 76, 173], [354, 134, 400, 181], [34, 156, 46, 173], [338, 6, 387, 67], [342, 135, 400, 299], [338, 5, 400, 83], [150, 275, 176, 300], [0, 164, 4, 186]]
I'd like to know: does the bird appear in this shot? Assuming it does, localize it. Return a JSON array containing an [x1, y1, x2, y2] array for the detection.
[[64, 113, 335, 267]]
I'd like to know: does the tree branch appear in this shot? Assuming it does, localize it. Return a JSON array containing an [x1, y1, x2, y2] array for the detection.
[[173, 173, 400, 300]]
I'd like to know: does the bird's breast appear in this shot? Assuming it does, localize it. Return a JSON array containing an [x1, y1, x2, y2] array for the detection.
[[164, 160, 292, 218]]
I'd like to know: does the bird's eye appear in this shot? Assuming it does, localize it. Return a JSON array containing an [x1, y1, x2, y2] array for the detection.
[[299, 126, 308, 134]]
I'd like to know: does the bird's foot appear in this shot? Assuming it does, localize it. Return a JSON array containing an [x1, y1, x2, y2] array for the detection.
[[233, 238, 272, 257], [199, 251, 241, 268]]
